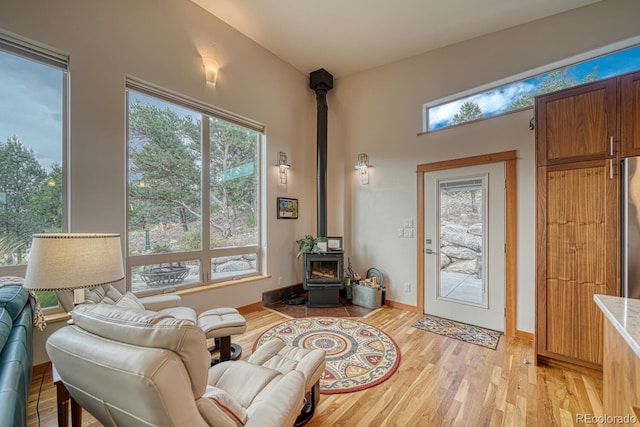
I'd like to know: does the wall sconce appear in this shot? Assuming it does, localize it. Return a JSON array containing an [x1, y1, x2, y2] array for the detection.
[[206, 67, 218, 86], [355, 153, 370, 185], [277, 151, 290, 184], [202, 54, 220, 86]]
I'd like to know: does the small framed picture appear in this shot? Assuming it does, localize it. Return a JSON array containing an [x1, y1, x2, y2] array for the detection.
[[277, 197, 298, 219], [327, 236, 343, 251], [316, 241, 328, 252]]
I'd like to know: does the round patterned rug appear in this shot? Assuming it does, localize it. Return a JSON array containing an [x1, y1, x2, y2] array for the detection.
[[253, 317, 400, 394]]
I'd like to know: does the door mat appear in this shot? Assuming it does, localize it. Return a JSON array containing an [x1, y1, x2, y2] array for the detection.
[[412, 314, 502, 350]]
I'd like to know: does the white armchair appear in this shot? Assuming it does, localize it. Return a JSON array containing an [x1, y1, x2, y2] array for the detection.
[[46, 304, 306, 427]]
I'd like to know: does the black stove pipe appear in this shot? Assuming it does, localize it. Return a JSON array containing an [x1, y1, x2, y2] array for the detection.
[[309, 69, 333, 238]]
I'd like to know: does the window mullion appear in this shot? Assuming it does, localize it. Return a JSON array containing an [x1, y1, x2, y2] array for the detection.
[[201, 115, 211, 283]]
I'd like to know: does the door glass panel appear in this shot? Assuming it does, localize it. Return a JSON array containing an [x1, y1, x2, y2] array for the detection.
[[437, 177, 486, 306]]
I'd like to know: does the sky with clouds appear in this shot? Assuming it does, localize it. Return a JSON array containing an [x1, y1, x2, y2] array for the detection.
[[0, 50, 62, 171]]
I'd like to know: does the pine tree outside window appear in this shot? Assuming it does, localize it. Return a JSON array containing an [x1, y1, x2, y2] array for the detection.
[[126, 81, 263, 294]]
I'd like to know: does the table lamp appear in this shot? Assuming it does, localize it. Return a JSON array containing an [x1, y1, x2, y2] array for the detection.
[[23, 233, 125, 305]]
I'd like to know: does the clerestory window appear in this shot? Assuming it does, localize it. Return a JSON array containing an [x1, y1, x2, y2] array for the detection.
[[424, 42, 640, 132]]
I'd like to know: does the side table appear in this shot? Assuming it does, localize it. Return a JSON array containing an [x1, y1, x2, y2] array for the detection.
[[52, 365, 82, 427]]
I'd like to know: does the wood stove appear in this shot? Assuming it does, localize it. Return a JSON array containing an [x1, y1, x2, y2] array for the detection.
[[303, 251, 344, 307]]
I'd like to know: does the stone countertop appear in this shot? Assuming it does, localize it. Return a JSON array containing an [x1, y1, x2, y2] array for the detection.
[[594, 294, 640, 358]]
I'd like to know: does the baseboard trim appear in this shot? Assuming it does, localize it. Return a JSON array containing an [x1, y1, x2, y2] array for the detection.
[[385, 299, 418, 312], [238, 301, 264, 314], [32, 361, 51, 377], [537, 354, 603, 379], [515, 330, 534, 341]]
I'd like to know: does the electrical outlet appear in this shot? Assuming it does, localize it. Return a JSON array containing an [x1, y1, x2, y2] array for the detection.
[[277, 277, 283, 286], [405, 219, 414, 228], [403, 228, 414, 238], [404, 282, 411, 293], [397, 229, 404, 238]]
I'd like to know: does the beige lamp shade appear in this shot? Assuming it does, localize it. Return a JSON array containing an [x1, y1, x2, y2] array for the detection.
[[23, 233, 125, 292]]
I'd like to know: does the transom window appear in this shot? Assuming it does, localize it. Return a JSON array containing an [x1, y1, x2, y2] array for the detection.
[[424, 42, 640, 132], [0, 34, 68, 310], [126, 80, 263, 294]]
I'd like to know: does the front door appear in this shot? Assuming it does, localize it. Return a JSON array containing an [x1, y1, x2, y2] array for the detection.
[[423, 162, 505, 331]]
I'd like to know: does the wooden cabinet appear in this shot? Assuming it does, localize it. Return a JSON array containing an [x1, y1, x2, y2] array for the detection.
[[536, 160, 618, 370], [621, 71, 640, 157], [536, 78, 617, 166], [536, 76, 621, 373]]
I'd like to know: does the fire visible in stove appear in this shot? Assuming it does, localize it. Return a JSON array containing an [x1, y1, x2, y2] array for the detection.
[[303, 252, 343, 288], [309, 260, 339, 279]]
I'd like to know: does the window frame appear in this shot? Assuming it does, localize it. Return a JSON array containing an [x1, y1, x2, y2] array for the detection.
[[0, 32, 69, 313], [125, 78, 264, 295]]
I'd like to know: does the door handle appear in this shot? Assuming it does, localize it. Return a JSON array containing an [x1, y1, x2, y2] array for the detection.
[[425, 249, 440, 255]]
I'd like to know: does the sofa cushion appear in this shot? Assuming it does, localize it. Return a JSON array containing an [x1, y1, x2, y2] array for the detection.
[[114, 292, 145, 310], [207, 361, 283, 410], [0, 278, 32, 427], [0, 286, 29, 322], [0, 308, 32, 427], [3, 307, 32, 393], [86, 284, 123, 305], [0, 362, 26, 427], [0, 309, 11, 353]]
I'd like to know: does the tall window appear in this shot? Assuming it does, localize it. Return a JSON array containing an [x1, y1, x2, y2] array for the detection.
[[126, 81, 263, 294], [0, 34, 68, 309], [424, 43, 640, 132]]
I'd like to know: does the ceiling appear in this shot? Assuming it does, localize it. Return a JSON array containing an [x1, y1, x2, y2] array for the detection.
[[192, 0, 601, 78]]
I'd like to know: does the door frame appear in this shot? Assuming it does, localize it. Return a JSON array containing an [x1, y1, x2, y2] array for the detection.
[[416, 150, 517, 337]]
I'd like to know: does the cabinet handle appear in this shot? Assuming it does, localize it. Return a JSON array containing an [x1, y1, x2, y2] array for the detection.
[[610, 136, 614, 157], [610, 159, 613, 180]]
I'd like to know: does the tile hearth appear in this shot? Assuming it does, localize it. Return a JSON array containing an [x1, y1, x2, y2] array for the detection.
[[266, 297, 376, 318]]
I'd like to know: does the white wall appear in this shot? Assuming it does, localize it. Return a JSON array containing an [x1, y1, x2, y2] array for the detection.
[[0, 0, 317, 364], [332, 0, 640, 333]]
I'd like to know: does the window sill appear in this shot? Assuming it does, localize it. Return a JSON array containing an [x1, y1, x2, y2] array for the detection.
[[43, 275, 272, 324], [172, 275, 271, 297]]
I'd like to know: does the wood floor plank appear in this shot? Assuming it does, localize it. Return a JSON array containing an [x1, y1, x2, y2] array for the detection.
[[27, 306, 604, 427]]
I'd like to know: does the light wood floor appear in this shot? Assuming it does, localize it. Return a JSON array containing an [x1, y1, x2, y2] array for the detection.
[[28, 306, 603, 426]]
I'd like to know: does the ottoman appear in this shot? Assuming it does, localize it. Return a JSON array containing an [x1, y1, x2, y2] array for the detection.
[[198, 308, 247, 364], [249, 340, 326, 425]]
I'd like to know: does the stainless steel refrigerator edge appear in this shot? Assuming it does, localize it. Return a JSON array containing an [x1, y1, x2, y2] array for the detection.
[[622, 156, 640, 298]]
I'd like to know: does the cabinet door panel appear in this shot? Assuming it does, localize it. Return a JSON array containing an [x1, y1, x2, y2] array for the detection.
[[538, 161, 617, 366], [621, 71, 640, 157], [536, 79, 617, 166]]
